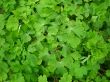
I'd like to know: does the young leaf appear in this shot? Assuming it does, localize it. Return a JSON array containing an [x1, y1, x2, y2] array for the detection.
[[38, 75, 47, 82], [59, 73, 72, 82], [6, 15, 19, 31], [106, 70, 110, 77]]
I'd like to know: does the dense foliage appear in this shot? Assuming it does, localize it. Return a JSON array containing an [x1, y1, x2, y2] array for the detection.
[[0, 0, 110, 82]]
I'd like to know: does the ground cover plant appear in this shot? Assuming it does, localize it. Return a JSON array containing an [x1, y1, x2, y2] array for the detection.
[[0, 0, 110, 82]]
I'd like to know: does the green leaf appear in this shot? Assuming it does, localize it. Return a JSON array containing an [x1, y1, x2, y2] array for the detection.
[[91, 16, 98, 22], [10, 73, 25, 82], [101, 76, 108, 82], [59, 73, 72, 82], [84, 3, 90, 18], [106, 70, 110, 77], [26, 53, 40, 67], [38, 75, 47, 82], [74, 66, 87, 78], [84, 0, 92, 2], [13, 6, 31, 18], [56, 61, 68, 76], [22, 33, 31, 43], [37, 5, 53, 17], [0, 14, 5, 30], [62, 55, 73, 68], [71, 51, 81, 60], [48, 25, 58, 35], [69, 61, 87, 78], [86, 31, 101, 49], [1, 0, 110, 82], [0, 37, 5, 47], [74, 0, 82, 4], [67, 34, 81, 48], [0, 72, 7, 82], [6, 15, 19, 31], [0, 61, 9, 74], [69, 61, 80, 76], [10, 61, 21, 72], [72, 20, 88, 38], [47, 55, 57, 73]]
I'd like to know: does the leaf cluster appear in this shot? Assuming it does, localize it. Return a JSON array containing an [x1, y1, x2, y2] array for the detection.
[[0, 0, 110, 82]]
